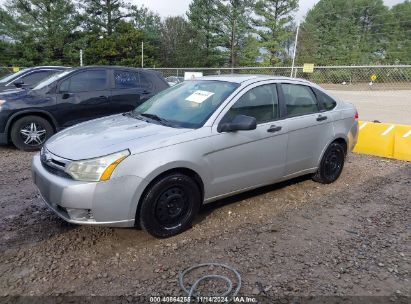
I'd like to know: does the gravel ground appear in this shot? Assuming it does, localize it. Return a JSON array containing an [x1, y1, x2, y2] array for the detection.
[[0, 146, 410, 301]]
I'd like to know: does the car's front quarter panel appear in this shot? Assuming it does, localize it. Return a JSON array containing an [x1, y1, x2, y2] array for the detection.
[[111, 127, 216, 216]]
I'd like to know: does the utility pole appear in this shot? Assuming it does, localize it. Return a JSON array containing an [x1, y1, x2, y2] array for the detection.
[[80, 49, 83, 67], [290, 23, 300, 78], [141, 42, 144, 68]]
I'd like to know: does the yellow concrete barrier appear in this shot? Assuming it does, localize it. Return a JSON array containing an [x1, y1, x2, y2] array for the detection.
[[354, 121, 411, 161]]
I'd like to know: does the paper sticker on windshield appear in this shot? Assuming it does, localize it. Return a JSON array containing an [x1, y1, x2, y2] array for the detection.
[[185, 90, 214, 104]]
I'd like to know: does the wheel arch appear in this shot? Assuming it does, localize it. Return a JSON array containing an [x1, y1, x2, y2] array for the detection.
[[5, 110, 58, 141], [316, 136, 348, 168], [134, 166, 205, 227]]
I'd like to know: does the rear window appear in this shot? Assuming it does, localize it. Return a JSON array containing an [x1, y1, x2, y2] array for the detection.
[[114, 70, 154, 90], [314, 89, 337, 111], [281, 84, 319, 116], [60, 70, 107, 92]]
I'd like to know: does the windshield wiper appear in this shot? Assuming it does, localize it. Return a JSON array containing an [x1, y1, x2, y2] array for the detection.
[[139, 113, 172, 126]]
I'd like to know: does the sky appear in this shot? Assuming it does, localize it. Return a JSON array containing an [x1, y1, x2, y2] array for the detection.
[[0, 0, 405, 20], [132, 0, 406, 20]]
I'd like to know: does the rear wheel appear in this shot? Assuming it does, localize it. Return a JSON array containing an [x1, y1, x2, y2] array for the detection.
[[139, 173, 201, 238], [10, 116, 54, 151], [313, 142, 345, 184]]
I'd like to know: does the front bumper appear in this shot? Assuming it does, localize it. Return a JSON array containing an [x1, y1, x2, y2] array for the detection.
[[32, 154, 146, 227]]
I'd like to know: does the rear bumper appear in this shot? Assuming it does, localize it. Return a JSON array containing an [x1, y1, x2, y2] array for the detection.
[[348, 120, 359, 151], [32, 154, 145, 227]]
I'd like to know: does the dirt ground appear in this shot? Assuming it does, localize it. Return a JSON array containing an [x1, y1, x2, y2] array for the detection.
[[0, 146, 410, 302]]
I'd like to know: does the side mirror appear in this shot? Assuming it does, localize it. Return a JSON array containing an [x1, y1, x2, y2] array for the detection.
[[13, 80, 24, 88], [218, 115, 257, 133]]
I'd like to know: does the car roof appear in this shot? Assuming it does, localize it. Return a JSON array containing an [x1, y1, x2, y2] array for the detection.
[[29, 66, 69, 70], [200, 74, 312, 85], [74, 65, 145, 71]]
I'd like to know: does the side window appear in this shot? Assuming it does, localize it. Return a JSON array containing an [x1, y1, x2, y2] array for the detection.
[[21, 71, 54, 85], [282, 84, 319, 116], [60, 70, 107, 93], [224, 84, 278, 124], [314, 88, 337, 111], [114, 70, 139, 89], [139, 72, 153, 90]]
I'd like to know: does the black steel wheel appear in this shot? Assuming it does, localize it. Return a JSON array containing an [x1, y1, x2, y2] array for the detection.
[[10, 116, 54, 151], [313, 142, 346, 184], [139, 173, 201, 238]]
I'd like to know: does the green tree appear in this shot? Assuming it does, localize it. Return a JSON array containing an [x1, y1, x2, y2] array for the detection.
[[80, 0, 134, 36], [237, 35, 262, 66], [386, 0, 411, 64], [298, 0, 394, 65], [253, 0, 298, 65], [187, 0, 221, 67], [216, 0, 254, 67], [158, 16, 202, 67], [0, 0, 80, 66]]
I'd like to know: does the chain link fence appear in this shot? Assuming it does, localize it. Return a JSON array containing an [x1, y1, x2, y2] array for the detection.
[[152, 65, 411, 90], [1, 65, 410, 90]]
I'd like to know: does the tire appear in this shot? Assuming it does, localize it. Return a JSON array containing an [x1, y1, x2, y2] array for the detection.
[[312, 142, 346, 184], [10, 116, 54, 151], [139, 173, 201, 238]]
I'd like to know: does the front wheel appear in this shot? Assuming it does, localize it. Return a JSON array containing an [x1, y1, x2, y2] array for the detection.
[[312, 142, 346, 184], [139, 173, 201, 238], [10, 116, 54, 151]]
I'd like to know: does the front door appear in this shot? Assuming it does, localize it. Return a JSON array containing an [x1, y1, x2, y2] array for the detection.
[[55, 69, 111, 127], [206, 82, 288, 198]]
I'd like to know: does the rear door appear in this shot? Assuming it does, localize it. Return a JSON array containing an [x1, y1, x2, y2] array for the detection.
[[279, 83, 334, 176], [55, 69, 111, 127], [109, 69, 156, 114], [207, 82, 288, 197]]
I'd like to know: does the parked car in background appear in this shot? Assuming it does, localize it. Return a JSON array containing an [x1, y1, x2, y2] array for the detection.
[[165, 76, 184, 86], [32, 75, 359, 238], [0, 66, 169, 150], [0, 66, 67, 92]]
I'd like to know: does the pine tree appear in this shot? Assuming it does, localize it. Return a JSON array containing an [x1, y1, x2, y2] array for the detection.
[[252, 0, 298, 65], [187, 0, 221, 67], [216, 0, 254, 68], [1, 0, 80, 65]]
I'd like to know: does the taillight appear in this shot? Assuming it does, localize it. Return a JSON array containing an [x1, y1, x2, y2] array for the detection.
[[355, 111, 359, 120]]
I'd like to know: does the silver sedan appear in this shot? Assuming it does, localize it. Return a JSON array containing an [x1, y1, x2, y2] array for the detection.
[[32, 75, 359, 237]]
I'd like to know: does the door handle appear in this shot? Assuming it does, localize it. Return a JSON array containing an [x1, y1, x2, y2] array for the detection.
[[141, 90, 150, 94], [317, 115, 328, 121], [267, 125, 282, 133], [98, 96, 108, 100]]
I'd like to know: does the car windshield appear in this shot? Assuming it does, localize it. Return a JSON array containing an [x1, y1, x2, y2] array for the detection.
[[133, 80, 239, 129], [32, 70, 72, 90], [0, 69, 29, 83]]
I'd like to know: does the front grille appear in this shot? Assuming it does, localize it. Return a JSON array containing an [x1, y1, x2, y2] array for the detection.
[[41, 161, 72, 179], [40, 148, 73, 179]]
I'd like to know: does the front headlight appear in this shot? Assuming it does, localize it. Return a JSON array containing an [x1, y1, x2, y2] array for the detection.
[[65, 150, 130, 182]]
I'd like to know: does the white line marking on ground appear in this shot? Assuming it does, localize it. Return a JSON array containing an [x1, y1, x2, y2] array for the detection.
[[403, 130, 411, 138], [360, 122, 368, 130], [381, 125, 395, 136]]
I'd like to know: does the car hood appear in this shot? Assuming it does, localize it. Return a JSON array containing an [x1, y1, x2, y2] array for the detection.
[[45, 114, 193, 160]]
